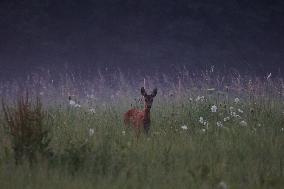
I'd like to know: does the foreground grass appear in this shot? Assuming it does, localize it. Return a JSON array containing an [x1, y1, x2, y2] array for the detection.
[[0, 92, 283, 189], [0, 70, 283, 188]]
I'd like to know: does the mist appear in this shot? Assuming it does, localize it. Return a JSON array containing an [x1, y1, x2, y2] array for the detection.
[[1, 0, 284, 80]]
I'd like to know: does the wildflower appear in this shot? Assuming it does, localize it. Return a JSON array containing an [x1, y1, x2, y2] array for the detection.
[[235, 114, 241, 118], [257, 123, 261, 127], [281, 128, 284, 132], [199, 117, 209, 127], [216, 121, 223, 128], [229, 106, 234, 112], [89, 128, 95, 136], [231, 111, 241, 118], [69, 100, 76, 106], [199, 117, 204, 124], [211, 105, 217, 112], [122, 130, 126, 135], [210, 65, 214, 72], [181, 125, 188, 130], [87, 94, 95, 99], [218, 181, 228, 189], [267, 73, 272, 80], [207, 88, 215, 91], [74, 104, 81, 108], [89, 108, 96, 113], [234, 98, 240, 103], [202, 128, 206, 132], [223, 117, 230, 122], [39, 91, 44, 96], [203, 121, 209, 128], [195, 96, 205, 102], [239, 120, 248, 126], [237, 109, 244, 113]]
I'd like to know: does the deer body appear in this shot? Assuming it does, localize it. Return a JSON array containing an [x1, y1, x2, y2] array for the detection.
[[124, 87, 157, 137]]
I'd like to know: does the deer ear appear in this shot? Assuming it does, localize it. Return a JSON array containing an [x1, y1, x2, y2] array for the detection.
[[141, 87, 147, 96], [151, 88, 157, 97]]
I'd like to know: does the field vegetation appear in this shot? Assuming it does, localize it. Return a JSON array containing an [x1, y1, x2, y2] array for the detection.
[[0, 70, 283, 189]]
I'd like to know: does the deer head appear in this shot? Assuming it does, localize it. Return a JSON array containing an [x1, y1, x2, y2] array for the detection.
[[141, 87, 157, 109]]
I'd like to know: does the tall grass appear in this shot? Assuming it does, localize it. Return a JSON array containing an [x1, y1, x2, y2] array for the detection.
[[0, 70, 283, 189]]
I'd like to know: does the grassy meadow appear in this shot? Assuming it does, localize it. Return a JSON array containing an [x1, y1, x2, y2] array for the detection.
[[0, 71, 283, 189]]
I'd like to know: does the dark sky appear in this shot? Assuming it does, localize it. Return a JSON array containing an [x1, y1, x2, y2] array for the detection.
[[1, 0, 284, 78]]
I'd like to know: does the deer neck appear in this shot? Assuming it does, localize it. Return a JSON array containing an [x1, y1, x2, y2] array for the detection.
[[143, 107, 151, 121]]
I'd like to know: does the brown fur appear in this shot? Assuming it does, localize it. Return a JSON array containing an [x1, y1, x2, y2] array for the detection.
[[124, 87, 157, 137]]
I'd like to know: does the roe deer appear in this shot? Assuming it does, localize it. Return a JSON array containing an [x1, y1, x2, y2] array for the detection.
[[124, 87, 157, 137]]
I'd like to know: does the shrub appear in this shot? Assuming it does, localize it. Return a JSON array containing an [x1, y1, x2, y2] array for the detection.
[[2, 92, 51, 165]]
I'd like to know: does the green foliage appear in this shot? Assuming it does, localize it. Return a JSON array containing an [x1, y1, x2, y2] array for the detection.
[[1, 93, 51, 165], [0, 73, 283, 188]]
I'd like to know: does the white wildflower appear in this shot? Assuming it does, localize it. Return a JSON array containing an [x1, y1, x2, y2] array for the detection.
[[87, 94, 95, 99], [216, 121, 223, 128], [199, 117, 209, 127], [234, 98, 240, 103], [231, 111, 241, 118], [218, 181, 228, 189], [267, 73, 272, 80], [229, 106, 234, 112], [89, 108, 96, 113], [181, 125, 188, 130], [281, 128, 284, 132], [207, 88, 215, 91], [238, 109, 244, 113], [223, 117, 230, 122], [202, 128, 206, 132], [74, 103, 81, 108], [89, 128, 95, 136], [39, 91, 44, 96], [239, 120, 248, 126], [257, 123, 261, 127], [211, 65, 214, 72], [203, 121, 209, 128], [69, 100, 76, 106], [211, 105, 217, 113], [199, 117, 204, 124], [234, 114, 241, 119], [195, 96, 205, 102], [122, 130, 126, 135]]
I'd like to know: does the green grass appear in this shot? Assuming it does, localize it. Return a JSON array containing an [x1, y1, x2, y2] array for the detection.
[[0, 72, 283, 189]]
